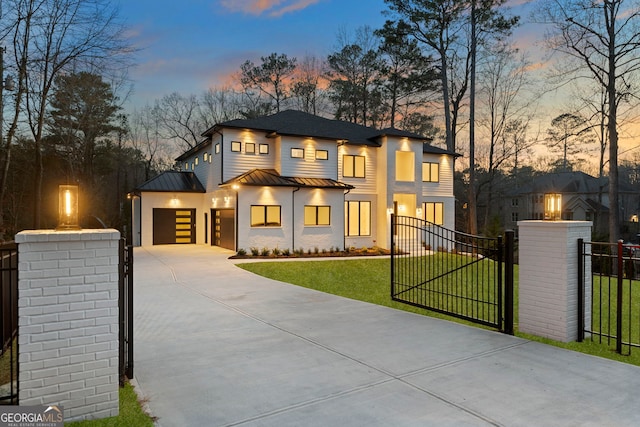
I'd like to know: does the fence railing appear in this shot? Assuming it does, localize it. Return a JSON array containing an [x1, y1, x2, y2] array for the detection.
[[391, 215, 514, 333], [578, 239, 640, 355], [0, 241, 18, 404], [119, 239, 134, 383]]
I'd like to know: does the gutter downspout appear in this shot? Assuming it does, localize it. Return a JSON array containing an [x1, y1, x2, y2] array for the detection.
[[343, 188, 351, 251], [292, 186, 300, 251]]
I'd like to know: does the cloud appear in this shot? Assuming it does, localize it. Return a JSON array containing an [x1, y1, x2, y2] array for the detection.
[[218, 0, 321, 17]]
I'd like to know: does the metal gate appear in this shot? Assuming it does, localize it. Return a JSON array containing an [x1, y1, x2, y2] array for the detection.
[[0, 242, 18, 404], [119, 239, 134, 383], [578, 239, 640, 355], [391, 215, 514, 333]]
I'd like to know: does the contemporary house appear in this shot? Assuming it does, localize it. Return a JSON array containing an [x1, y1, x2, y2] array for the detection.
[[130, 110, 458, 252]]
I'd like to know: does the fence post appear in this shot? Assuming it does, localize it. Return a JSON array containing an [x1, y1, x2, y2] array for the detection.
[[390, 213, 395, 299], [504, 230, 514, 335], [617, 239, 624, 354], [577, 238, 584, 342], [126, 244, 134, 380]]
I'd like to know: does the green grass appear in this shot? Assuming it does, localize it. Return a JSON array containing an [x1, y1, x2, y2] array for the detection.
[[64, 382, 155, 427], [238, 258, 640, 367]]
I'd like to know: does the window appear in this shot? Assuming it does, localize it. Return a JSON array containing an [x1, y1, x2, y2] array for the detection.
[[343, 155, 366, 178], [305, 206, 330, 226], [250, 205, 281, 227], [511, 212, 519, 222], [423, 202, 444, 225], [512, 198, 519, 207], [396, 151, 415, 181], [231, 141, 241, 152], [315, 150, 328, 160], [291, 148, 305, 158], [195, 157, 199, 166], [422, 162, 439, 182], [345, 201, 371, 236], [259, 144, 269, 154], [184, 162, 188, 170], [245, 143, 255, 154], [215, 143, 220, 154], [203, 153, 208, 162]]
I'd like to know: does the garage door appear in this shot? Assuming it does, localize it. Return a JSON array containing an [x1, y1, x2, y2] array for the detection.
[[153, 209, 196, 245]]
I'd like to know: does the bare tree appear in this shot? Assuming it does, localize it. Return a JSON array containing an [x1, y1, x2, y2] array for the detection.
[[290, 55, 330, 116], [240, 52, 297, 113], [536, 0, 640, 242], [1, 0, 133, 228], [155, 92, 205, 152]]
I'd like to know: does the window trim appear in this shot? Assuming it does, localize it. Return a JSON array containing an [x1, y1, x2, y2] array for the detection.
[[231, 141, 241, 152], [343, 154, 366, 178], [345, 200, 371, 236], [245, 142, 256, 154], [423, 202, 444, 225], [315, 149, 329, 160], [291, 148, 305, 158], [304, 205, 331, 226], [422, 162, 440, 183], [259, 143, 269, 154], [250, 205, 282, 227]]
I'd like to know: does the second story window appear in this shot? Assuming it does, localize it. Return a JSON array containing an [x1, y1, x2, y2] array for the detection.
[[343, 155, 365, 178], [231, 141, 241, 152], [396, 151, 415, 182], [315, 150, 328, 160], [291, 148, 305, 158], [246, 143, 255, 154], [422, 162, 439, 182], [512, 198, 519, 207]]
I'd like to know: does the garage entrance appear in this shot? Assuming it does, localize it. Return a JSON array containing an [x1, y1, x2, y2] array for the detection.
[[211, 209, 235, 250], [153, 208, 196, 245]]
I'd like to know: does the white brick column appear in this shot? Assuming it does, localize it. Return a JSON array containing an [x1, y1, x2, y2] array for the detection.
[[16, 229, 120, 421], [517, 221, 592, 342]]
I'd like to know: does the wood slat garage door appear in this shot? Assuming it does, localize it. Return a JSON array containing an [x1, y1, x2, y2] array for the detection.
[[153, 208, 196, 245]]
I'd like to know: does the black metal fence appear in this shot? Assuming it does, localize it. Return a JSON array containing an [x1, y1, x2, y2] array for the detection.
[[119, 239, 134, 383], [578, 239, 640, 355], [0, 241, 18, 404], [391, 215, 514, 333]]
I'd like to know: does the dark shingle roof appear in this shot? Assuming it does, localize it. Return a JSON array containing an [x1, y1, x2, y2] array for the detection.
[[201, 110, 457, 156], [221, 169, 354, 190], [136, 171, 205, 193]]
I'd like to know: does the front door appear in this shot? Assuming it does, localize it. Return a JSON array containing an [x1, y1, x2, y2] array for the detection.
[[211, 209, 235, 250]]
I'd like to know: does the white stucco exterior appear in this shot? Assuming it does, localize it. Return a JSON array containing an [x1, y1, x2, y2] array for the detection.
[[132, 111, 458, 252]]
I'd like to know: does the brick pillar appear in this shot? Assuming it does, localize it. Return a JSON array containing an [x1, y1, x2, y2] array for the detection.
[[517, 221, 592, 342], [16, 229, 120, 421]]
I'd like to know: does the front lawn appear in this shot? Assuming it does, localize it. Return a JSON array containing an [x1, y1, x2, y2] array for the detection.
[[238, 258, 640, 367]]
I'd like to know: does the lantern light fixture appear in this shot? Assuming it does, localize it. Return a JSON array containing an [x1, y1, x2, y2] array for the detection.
[[57, 184, 80, 230], [544, 193, 562, 221]]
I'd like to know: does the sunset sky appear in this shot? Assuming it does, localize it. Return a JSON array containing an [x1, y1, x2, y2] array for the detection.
[[119, 0, 391, 108]]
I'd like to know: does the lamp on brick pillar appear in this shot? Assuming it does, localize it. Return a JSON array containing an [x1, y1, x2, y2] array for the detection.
[[544, 193, 562, 221], [57, 184, 81, 230]]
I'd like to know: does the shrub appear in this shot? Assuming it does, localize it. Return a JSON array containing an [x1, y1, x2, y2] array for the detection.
[[282, 248, 291, 256], [314, 246, 319, 254], [237, 248, 247, 256], [250, 247, 260, 256], [261, 247, 271, 257], [272, 247, 281, 256]]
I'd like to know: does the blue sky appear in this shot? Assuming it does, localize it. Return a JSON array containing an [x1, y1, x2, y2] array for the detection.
[[117, 0, 390, 109]]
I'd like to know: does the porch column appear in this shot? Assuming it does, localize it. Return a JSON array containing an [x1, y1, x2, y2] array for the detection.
[[517, 221, 592, 342]]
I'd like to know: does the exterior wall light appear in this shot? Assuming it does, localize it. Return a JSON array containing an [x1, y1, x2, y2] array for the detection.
[[544, 193, 562, 221], [57, 185, 80, 230]]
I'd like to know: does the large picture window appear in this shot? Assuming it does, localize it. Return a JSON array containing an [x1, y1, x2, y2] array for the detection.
[[343, 155, 365, 178], [250, 205, 281, 227], [423, 202, 444, 225], [304, 205, 330, 226], [422, 162, 439, 182], [396, 151, 415, 181], [345, 201, 371, 236]]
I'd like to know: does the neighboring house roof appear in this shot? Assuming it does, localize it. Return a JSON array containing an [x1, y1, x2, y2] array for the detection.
[[135, 171, 206, 193], [220, 168, 355, 190], [200, 110, 455, 155], [509, 171, 608, 196]]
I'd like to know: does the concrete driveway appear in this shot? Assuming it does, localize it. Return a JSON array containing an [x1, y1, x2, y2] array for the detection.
[[133, 245, 640, 427]]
